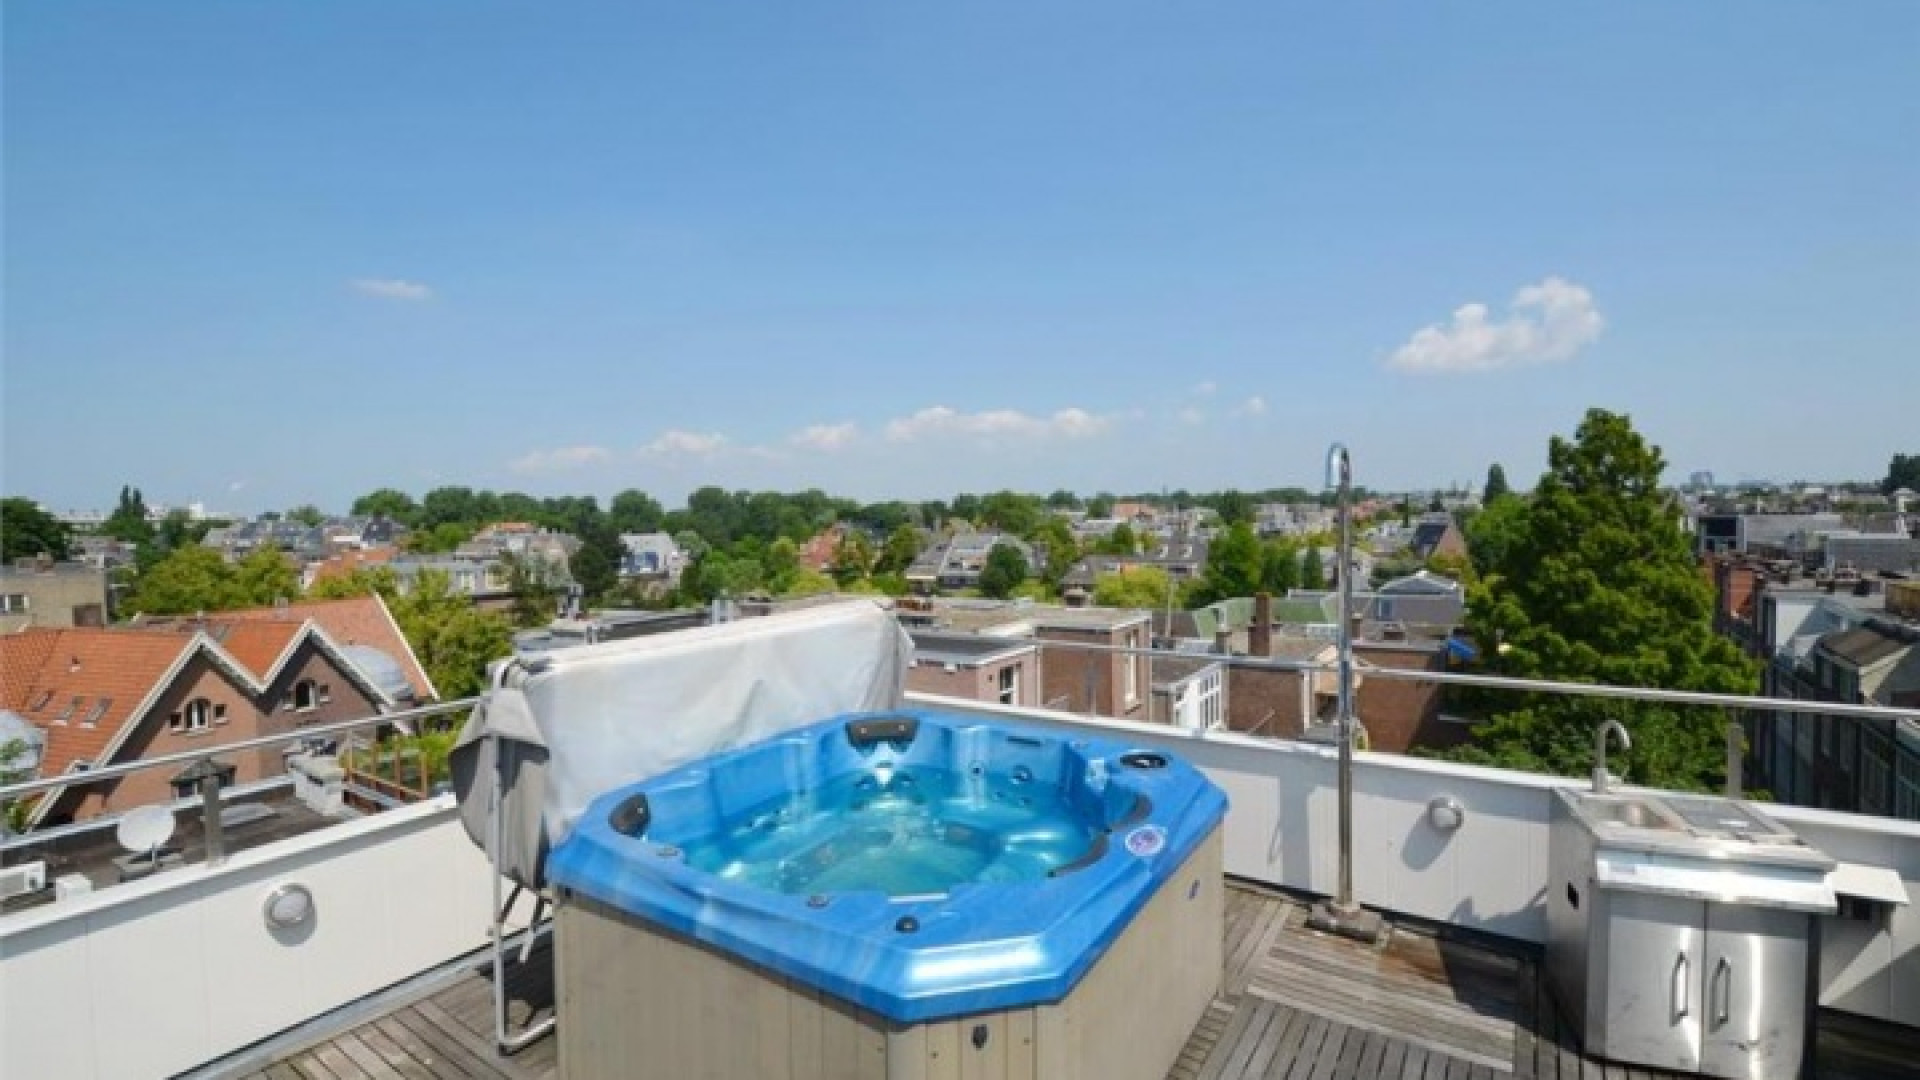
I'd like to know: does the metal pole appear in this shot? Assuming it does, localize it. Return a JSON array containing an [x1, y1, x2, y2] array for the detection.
[[1308, 443, 1383, 942]]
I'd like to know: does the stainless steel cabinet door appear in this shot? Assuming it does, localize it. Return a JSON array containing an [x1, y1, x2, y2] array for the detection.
[[1699, 904, 1811, 1080], [1598, 891, 1703, 1073]]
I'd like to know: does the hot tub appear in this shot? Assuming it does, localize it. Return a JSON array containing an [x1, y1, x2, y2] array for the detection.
[[548, 709, 1227, 1080]]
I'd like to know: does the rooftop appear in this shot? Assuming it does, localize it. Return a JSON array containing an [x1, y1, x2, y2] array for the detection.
[[221, 883, 1911, 1080]]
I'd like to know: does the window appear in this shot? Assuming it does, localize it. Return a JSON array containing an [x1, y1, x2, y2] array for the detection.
[[170, 698, 213, 734], [318, 683, 331, 704], [54, 696, 82, 725], [293, 679, 319, 711], [0, 593, 28, 614], [30, 689, 53, 712], [998, 665, 1020, 706], [80, 697, 111, 728], [1122, 632, 1139, 707], [213, 702, 228, 724]]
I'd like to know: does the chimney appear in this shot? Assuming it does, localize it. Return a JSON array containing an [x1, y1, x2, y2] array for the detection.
[[1251, 592, 1273, 658], [1213, 626, 1233, 655]]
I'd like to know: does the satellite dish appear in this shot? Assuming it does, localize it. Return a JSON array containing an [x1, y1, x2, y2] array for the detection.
[[116, 805, 176, 865]]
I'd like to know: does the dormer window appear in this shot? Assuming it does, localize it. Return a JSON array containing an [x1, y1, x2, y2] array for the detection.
[[170, 698, 213, 734], [293, 679, 319, 711]]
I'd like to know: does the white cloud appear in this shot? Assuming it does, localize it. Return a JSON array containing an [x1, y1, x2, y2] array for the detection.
[[638, 430, 728, 458], [1234, 395, 1268, 417], [883, 406, 1112, 442], [1177, 406, 1206, 425], [1191, 380, 1217, 397], [1386, 276, 1603, 375], [791, 422, 859, 451], [350, 277, 433, 302], [509, 445, 613, 474], [227, 480, 246, 493]]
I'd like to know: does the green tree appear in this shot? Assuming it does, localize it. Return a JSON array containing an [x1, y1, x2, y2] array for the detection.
[[1045, 490, 1081, 510], [351, 488, 420, 523], [1259, 540, 1301, 595], [386, 569, 514, 700], [103, 486, 154, 543], [570, 524, 624, 604], [1033, 517, 1081, 585], [1213, 490, 1254, 527], [830, 531, 874, 586], [1299, 545, 1325, 589], [1095, 523, 1140, 556], [1189, 522, 1262, 606], [978, 543, 1030, 600], [233, 545, 302, 606], [608, 489, 665, 535], [408, 522, 474, 554], [286, 505, 326, 527], [979, 491, 1042, 537], [125, 545, 243, 614], [1465, 489, 1529, 579], [1440, 409, 1758, 789], [504, 553, 562, 627], [1085, 494, 1116, 519], [1, 498, 73, 561], [875, 524, 923, 576], [1092, 566, 1175, 610], [1484, 464, 1511, 503], [785, 569, 838, 597], [1883, 453, 1920, 496], [764, 537, 801, 594]]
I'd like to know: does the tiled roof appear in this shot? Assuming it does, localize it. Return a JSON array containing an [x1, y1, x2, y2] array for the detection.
[[163, 595, 436, 700], [211, 622, 306, 681], [0, 628, 194, 778]]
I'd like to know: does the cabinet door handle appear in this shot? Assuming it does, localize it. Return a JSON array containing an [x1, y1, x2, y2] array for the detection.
[[1712, 955, 1732, 1027], [1672, 951, 1690, 1020]]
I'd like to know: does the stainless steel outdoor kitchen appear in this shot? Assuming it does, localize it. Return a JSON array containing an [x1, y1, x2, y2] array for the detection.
[[1546, 776, 1841, 1079]]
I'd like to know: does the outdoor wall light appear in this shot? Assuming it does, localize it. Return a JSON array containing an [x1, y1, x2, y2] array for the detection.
[[1427, 796, 1466, 832], [262, 882, 315, 930]]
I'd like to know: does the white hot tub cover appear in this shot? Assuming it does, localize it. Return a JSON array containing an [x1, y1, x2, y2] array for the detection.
[[451, 600, 912, 889]]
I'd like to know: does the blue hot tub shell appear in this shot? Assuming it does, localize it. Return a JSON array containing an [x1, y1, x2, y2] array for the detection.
[[548, 709, 1228, 1024]]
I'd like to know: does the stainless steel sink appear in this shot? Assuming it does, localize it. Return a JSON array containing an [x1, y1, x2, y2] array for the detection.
[[1582, 797, 1681, 831]]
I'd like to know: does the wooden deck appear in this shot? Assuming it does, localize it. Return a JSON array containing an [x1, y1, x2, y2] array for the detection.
[[235, 883, 1913, 1080]]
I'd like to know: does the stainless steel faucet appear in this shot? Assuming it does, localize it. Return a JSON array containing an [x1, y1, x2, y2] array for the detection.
[[1593, 720, 1631, 794]]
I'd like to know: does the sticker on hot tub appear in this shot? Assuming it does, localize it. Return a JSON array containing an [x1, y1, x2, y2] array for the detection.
[[1124, 825, 1167, 858]]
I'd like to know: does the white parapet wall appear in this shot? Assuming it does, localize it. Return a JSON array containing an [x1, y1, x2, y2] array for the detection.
[[912, 692, 1920, 1030], [0, 797, 509, 1080]]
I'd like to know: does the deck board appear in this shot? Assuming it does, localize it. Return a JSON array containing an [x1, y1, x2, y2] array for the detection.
[[237, 883, 1914, 1080]]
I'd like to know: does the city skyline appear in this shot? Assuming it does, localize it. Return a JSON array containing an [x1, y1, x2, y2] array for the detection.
[[6, 4, 1915, 512]]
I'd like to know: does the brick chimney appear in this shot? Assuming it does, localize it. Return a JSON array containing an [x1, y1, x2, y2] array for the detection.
[[1251, 592, 1273, 658]]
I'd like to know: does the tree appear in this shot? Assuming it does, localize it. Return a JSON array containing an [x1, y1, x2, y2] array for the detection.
[[386, 569, 514, 700], [1440, 409, 1757, 790], [830, 531, 873, 586], [1884, 453, 1920, 496], [1096, 523, 1140, 556], [1045, 490, 1081, 510], [1259, 540, 1300, 595], [1085, 494, 1116, 519], [979, 491, 1042, 537], [125, 546, 243, 614], [1213, 490, 1253, 527], [978, 543, 1030, 600], [570, 524, 624, 604], [233, 545, 302, 606], [1189, 522, 1262, 606], [608, 489, 665, 535], [875, 525, 923, 576], [285, 505, 325, 527], [764, 538, 801, 594], [504, 553, 562, 627], [1465, 491, 1528, 579], [1, 498, 72, 561], [1299, 544, 1325, 589], [1033, 517, 1080, 585], [352, 488, 419, 523], [1484, 464, 1511, 503], [103, 485, 154, 543], [1092, 567, 1175, 610]]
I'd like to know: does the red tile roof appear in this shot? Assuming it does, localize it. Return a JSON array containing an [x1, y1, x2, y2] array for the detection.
[[0, 628, 194, 778], [212, 622, 305, 681], [191, 595, 436, 700]]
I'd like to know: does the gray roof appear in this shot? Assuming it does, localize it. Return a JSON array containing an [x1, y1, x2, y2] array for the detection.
[[1818, 626, 1911, 669], [908, 630, 1035, 666]]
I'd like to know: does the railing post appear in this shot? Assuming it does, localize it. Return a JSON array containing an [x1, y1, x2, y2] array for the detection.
[[1725, 714, 1744, 800]]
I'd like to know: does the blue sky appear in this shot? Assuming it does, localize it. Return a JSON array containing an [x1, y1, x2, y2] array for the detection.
[[5, 3, 1915, 514]]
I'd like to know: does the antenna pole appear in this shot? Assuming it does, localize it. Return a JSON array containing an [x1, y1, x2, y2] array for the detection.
[[1308, 442, 1383, 943]]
